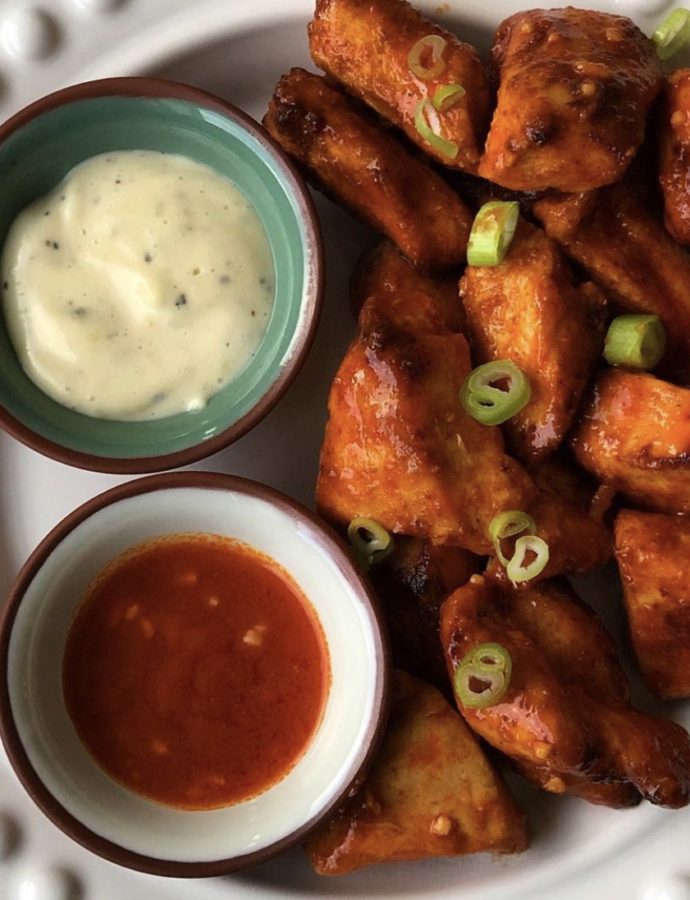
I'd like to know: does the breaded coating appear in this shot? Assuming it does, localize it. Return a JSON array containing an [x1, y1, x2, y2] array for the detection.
[[440, 576, 593, 774], [316, 272, 535, 555], [263, 69, 471, 272], [485, 483, 613, 587], [441, 577, 690, 808], [460, 218, 606, 465], [309, 0, 491, 172], [659, 70, 690, 245], [370, 537, 480, 691], [304, 670, 528, 875], [534, 184, 690, 384], [349, 242, 464, 330], [479, 8, 661, 191], [615, 509, 690, 699], [570, 370, 690, 515]]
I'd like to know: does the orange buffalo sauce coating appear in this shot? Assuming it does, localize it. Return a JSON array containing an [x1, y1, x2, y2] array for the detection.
[[62, 534, 329, 810]]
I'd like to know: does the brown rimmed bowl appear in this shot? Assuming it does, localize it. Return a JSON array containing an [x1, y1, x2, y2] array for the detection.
[[0, 472, 389, 876], [0, 78, 323, 473]]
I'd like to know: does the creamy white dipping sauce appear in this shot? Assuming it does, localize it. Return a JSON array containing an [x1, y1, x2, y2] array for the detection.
[[1, 150, 274, 420]]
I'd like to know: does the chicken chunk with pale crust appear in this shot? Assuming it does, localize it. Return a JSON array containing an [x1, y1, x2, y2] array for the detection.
[[304, 670, 528, 874]]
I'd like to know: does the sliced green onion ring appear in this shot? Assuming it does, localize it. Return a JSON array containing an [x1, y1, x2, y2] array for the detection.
[[488, 510, 537, 566], [414, 99, 459, 159], [467, 200, 520, 266], [460, 360, 531, 425], [433, 83, 466, 112], [408, 34, 447, 80], [454, 642, 512, 708], [347, 516, 394, 565], [466, 642, 512, 676], [603, 314, 667, 370], [653, 8, 690, 60], [506, 535, 550, 585]]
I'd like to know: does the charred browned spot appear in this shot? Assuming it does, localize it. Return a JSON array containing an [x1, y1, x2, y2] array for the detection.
[[525, 120, 555, 146]]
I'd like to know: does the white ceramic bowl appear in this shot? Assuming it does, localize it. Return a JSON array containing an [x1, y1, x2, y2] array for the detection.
[[0, 472, 389, 876]]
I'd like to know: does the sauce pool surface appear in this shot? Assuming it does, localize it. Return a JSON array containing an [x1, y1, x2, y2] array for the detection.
[[62, 534, 329, 810], [1, 150, 275, 420]]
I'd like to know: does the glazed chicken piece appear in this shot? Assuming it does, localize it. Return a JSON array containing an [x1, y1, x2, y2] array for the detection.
[[615, 509, 690, 699], [484, 482, 613, 587], [370, 537, 481, 691], [309, 0, 491, 173], [441, 577, 690, 808], [516, 581, 690, 808], [460, 217, 606, 465], [304, 670, 528, 874], [440, 576, 593, 775], [534, 184, 690, 384], [316, 263, 535, 555], [263, 69, 472, 272], [479, 8, 662, 191], [349, 242, 465, 330], [570, 370, 690, 515], [659, 70, 690, 245]]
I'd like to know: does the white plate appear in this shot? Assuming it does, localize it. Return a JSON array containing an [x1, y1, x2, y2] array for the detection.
[[0, 1, 688, 898]]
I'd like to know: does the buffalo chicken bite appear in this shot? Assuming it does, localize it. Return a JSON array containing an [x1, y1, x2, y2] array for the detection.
[[316, 256, 535, 555], [309, 0, 491, 172], [479, 8, 662, 191], [441, 576, 690, 808], [460, 217, 606, 465], [263, 68, 472, 271], [615, 509, 690, 700], [534, 184, 690, 385], [570, 370, 690, 515], [304, 670, 528, 874]]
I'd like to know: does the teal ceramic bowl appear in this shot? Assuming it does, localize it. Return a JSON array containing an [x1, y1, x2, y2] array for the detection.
[[0, 78, 323, 473]]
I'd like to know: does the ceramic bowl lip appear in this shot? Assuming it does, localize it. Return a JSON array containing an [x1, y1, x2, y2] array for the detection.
[[0, 76, 324, 474], [0, 471, 390, 877]]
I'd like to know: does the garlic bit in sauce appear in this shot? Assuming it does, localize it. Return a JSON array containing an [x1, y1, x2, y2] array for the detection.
[[1, 150, 275, 420]]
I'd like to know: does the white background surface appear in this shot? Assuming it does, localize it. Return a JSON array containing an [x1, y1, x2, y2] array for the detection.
[[0, 0, 689, 898]]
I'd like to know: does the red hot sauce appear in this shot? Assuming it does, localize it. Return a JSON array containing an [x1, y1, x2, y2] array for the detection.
[[62, 534, 330, 810]]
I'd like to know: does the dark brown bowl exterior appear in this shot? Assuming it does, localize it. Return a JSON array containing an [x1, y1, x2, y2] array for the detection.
[[0, 78, 324, 474], [0, 472, 390, 877]]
